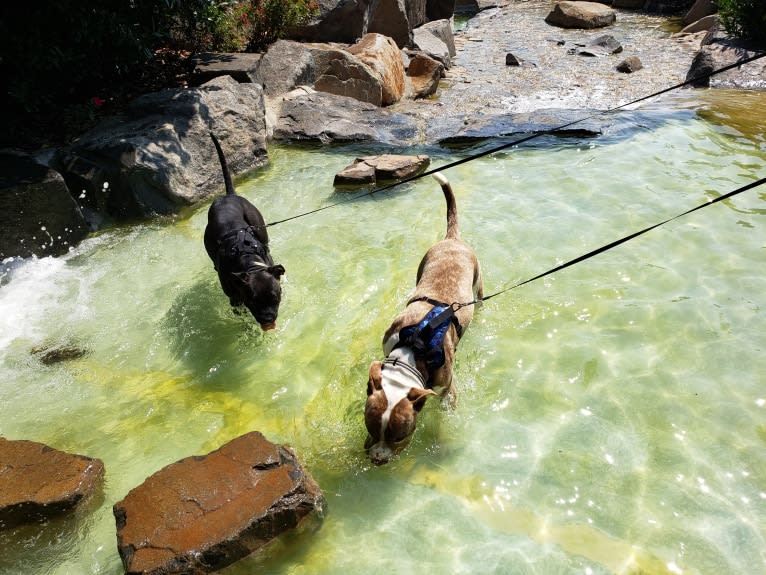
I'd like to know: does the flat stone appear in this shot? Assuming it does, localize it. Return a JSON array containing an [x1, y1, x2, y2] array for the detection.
[[113, 431, 325, 575], [191, 52, 263, 85], [0, 438, 104, 529], [335, 154, 430, 188]]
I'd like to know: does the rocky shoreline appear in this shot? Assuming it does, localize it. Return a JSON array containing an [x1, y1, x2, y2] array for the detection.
[[1, 1, 762, 265]]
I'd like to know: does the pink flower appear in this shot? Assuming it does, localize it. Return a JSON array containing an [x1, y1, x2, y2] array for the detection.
[[90, 96, 105, 108]]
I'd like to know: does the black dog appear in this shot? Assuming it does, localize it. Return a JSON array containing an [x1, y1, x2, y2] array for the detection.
[[204, 133, 285, 330]]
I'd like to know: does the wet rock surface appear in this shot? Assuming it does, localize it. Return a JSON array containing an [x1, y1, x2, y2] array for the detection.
[[334, 154, 431, 186], [0, 438, 104, 529], [113, 431, 325, 575]]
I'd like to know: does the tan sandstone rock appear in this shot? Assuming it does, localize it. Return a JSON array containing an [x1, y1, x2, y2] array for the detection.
[[347, 33, 406, 105]]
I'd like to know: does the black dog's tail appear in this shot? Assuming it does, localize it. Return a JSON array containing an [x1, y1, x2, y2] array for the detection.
[[433, 172, 459, 240], [210, 132, 235, 196]]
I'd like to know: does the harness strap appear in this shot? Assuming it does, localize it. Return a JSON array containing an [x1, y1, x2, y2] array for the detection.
[[407, 296, 464, 339], [382, 356, 425, 388], [215, 226, 270, 271]]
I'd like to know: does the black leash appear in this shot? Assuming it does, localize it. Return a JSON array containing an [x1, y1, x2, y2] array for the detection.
[[452, 175, 766, 308], [266, 51, 766, 228]]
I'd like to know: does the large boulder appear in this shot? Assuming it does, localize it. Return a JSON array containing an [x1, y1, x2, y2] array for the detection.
[[545, 1, 617, 29], [683, 0, 716, 25], [347, 33, 406, 105], [273, 88, 419, 145], [368, 0, 412, 48], [313, 47, 388, 106], [257, 37, 405, 107], [254, 40, 317, 97], [686, 33, 766, 89], [51, 76, 268, 223], [406, 52, 445, 98], [413, 27, 452, 67], [290, 0, 370, 43], [0, 438, 104, 529], [114, 432, 325, 575], [0, 151, 89, 259], [420, 19, 457, 59], [427, 0, 456, 20], [291, 0, 424, 47]]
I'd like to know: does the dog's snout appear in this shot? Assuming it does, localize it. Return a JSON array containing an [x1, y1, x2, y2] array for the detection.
[[367, 442, 393, 465]]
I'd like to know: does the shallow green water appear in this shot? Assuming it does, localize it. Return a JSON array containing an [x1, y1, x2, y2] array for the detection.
[[1, 90, 766, 575]]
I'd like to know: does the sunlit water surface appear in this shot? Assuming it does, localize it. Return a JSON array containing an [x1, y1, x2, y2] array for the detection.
[[1, 90, 765, 575]]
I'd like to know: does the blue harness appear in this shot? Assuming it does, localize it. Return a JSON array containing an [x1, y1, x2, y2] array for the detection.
[[396, 299, 463, 373]]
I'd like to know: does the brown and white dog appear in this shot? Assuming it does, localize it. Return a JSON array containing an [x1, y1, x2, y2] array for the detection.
[[364, 172, 483, 465]]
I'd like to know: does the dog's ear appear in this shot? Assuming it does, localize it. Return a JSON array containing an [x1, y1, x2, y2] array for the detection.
[[269, 264, 285, 278], [367, 361, 383, 395], [407, 388, 437, 412]]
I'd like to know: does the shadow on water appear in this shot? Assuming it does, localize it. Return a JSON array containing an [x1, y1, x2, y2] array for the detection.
[[160, 276, 271, 386], [0, 487, 105, 574]]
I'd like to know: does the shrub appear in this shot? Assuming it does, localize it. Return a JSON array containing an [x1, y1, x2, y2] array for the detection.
[[241, 0, 319, 52], [718, 0, 766, 47]]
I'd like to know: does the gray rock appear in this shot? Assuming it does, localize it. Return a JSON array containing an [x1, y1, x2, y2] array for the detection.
[[420, 19, 457, 58], [290, 0, 370, 43], [52, 76, 268, 222], [427, 0, 456, 20], [679, 14, 718, 35], [273, 88, 418, 145], [0, 438, 104, 529], [545, 1, 617, 29], [254, 40, 317, 97], [687, 29, 766, 89], [113, 431, 325, 575], [434, 109, 607, 145], [683, 0, 716, 25], [0, 151, 88, 259], [413, 27, 452, 68], [617, 55, 644, 72], [368, 0, 412, 48], [190, 52, 263, 85]]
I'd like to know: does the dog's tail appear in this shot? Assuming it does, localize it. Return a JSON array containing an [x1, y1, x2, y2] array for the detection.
[[433, 172, 459, 240], [210, 132, 236, 196]]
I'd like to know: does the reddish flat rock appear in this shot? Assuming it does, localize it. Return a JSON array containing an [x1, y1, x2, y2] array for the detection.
[[0, 437, 104, 529], [334, 154, 431, 187], [113, 431, 324, 575]]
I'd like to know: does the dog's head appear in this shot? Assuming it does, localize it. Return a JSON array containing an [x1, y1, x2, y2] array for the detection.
[[233, 263, 285, 330], [364, 360, 436, 465]]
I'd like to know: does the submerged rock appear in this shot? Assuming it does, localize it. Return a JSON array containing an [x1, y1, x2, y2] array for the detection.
[[617, 56, 644, 73], [31, 342, 89, 365], [0, 438, 104, 529], [113, 431, 324, 575]]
